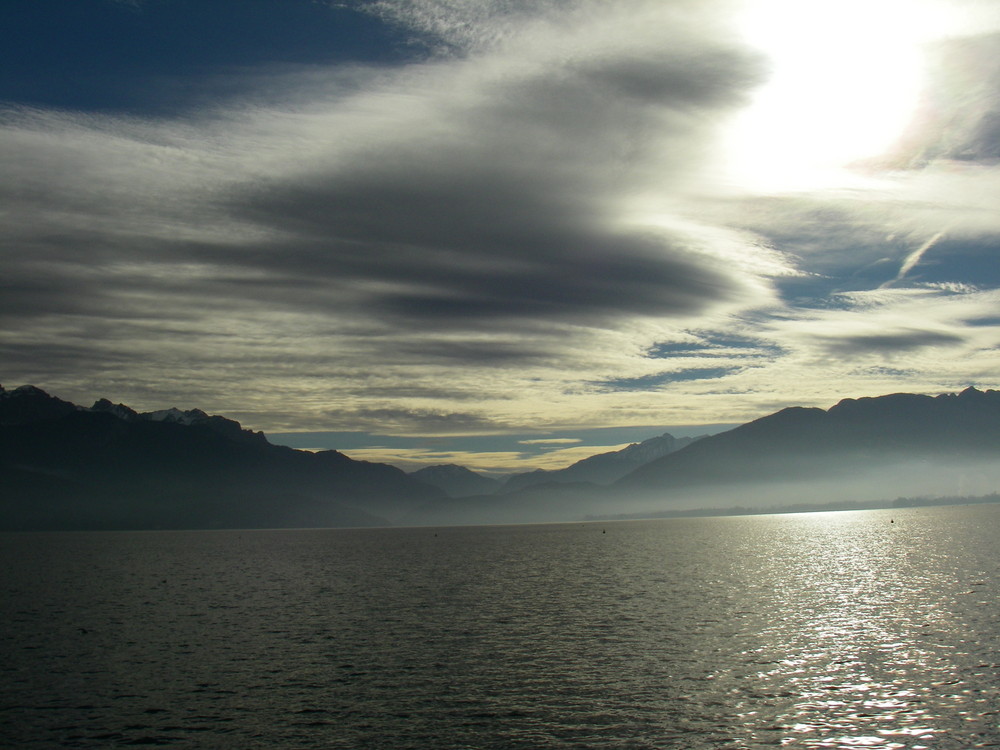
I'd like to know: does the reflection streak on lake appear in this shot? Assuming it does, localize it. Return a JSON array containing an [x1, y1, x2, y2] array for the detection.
[[716, 509, 999, 747], [1, 504, 999, 748]]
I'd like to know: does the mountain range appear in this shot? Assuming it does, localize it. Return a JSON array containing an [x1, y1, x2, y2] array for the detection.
[[409, 464, 503, 498], [0, 385, 441, 530], [402, 387, 1000, 525], [3, 383, 999, 529], [623, 388, 1000, 491], [493, 432, 703, 494], [408, 431, 703, 498]]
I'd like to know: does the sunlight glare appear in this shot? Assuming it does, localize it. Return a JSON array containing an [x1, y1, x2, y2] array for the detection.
[[722, 0, 950, 192]]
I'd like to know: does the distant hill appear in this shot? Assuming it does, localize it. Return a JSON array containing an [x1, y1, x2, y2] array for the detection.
[[6, 384, 999, 530], [501, 432, 702, 493], [409, 464, 501, 498], [0, 385, 442, 530], [405, 387, 1000, 526], [616, 387, 1000, 505]]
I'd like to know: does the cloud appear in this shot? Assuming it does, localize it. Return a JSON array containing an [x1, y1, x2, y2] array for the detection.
[[329, 406, 509, 436], [4, 0, 1000, 445], [0, 0, 786, 431], [881, 32, 1000, 167], [597, 367, 739, 392], [340, 439, 640, 473], [757, 287, 1000, 395], [518, 438, 581, 445], [337, 444, 613, 473], [338, 446, 530, 473], [884, 230, 947, 286], [819, 329, 965, 357], [217, 7, 768, 335]]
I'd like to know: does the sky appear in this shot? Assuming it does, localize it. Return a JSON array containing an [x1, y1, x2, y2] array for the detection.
[[3, 0, 1000, 473]]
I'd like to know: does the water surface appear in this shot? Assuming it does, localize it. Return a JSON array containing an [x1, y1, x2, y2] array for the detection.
[[2, 504, 999, 748]]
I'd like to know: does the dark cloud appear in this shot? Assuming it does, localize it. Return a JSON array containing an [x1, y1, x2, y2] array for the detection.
[[597, 367, 739, 392], [391, 339, 555, 365], [23, 0, 1000, 438], [0, 272, 98, 320], [372, 239, 742, 326], [0, 2, 765, 353], [330, 406, 505, 435], [0, 340, 135, 376], [215, 40, 762, 333], [576, 48, 759, 108], [821, 330, 965, 357], [646, 333, 785, 359]]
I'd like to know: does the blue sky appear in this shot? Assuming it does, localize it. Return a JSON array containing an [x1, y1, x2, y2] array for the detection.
[[3, 0, 1000, 472], [0, 1, 410, 113]]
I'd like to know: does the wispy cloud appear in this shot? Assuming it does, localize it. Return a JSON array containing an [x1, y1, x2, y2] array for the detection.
[[342, 441, 635, 473], [887, 230, 948, 286], [518, 438, 582, 445], [2, 0, 1000, 446]]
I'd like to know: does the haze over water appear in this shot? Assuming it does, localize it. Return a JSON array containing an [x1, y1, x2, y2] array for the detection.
[[3, 503, 999, 748]]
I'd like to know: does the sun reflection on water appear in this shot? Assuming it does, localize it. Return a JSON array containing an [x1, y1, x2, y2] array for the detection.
[[718, 508, 999, 749]]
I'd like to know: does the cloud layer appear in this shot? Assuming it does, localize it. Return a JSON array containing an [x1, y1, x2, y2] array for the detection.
[[2, 0, 1000, 454]]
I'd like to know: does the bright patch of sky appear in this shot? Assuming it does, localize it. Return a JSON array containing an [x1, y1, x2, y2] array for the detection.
[[2, 0, 1000, 472], [718, 0, 989, 191]]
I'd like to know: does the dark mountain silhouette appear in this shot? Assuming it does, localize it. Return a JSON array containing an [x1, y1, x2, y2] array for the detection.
[[409, 464, 501, 498], [5, 384, 999, 530], [0, 385, 442, 530], [616, 387, 1000, 504], [0, 384, 79, 425], [405, 387, 1000, 526], [500, 431, 702, 493]]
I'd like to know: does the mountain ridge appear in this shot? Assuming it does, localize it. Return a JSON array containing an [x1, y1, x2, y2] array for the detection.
[[499, 431, 703, 493], [409, 387, 1000, 525], [616, 386, 1000, 497], [408, 464, 502, 498], [3, 384, 999, 529], [0, 384, 443, 530]]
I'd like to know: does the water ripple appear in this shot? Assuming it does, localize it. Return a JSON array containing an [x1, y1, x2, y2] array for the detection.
[[2, 504, 999, 748]]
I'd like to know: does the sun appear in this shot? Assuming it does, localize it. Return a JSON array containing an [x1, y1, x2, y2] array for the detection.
[[721, 0, 956, 193]]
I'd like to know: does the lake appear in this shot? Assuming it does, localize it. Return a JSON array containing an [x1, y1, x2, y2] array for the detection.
[[2, 504, 999, 748]]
